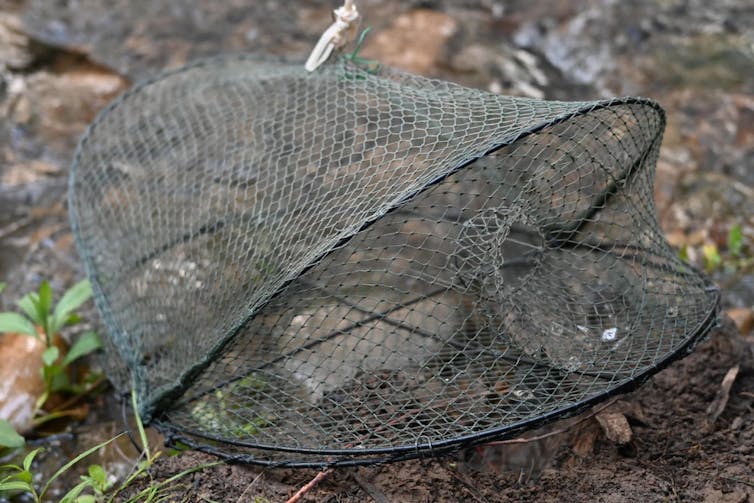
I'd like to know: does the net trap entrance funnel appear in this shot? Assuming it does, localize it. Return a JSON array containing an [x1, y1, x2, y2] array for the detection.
[[69, 47, 719, 467]]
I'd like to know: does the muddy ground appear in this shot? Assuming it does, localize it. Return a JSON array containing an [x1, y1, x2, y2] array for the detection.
[[1, 0, 753, 501]]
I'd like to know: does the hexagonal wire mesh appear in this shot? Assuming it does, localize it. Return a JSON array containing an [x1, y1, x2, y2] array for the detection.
[[69, 55, 719, 467]]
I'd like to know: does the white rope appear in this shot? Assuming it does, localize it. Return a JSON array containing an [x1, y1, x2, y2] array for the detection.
[[305, 0, 360, 72]]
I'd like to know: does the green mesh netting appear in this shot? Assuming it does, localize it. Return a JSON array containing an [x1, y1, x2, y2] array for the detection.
[[69, 55, 718, 466]]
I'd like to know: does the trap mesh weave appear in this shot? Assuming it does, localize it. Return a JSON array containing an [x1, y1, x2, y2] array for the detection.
[[69, 55, 719, 466]]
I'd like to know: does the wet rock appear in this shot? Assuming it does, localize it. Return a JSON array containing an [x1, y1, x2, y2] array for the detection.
[[0, 332, 45, 433]]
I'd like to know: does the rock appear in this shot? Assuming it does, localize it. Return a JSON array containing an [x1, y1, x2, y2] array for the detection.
[[362, 9, 458, 75], [0, 332, 46, 433], [726, 307, 754, 335], [0, 13, 34, 70]]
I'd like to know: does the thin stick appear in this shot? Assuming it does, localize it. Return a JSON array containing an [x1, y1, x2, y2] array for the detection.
[[285, 469, 334, 503]]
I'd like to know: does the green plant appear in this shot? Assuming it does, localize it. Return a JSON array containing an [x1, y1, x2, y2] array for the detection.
[[728, 224, 744, 257], [0, 280, 104, 423], [5, 279, 94, 345], [0, 419, 24, 449], [1, 391, 222, 502], [0, 435, 123, 502]]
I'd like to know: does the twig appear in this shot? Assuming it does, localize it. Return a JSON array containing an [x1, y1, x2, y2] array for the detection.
[[285, 469, 334, 503]]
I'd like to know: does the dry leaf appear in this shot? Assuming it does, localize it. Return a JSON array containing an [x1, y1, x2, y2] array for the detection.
[[726, 308, 754, 335]]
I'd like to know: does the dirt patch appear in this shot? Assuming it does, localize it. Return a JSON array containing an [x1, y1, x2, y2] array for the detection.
[[122, 319, 754, 502]]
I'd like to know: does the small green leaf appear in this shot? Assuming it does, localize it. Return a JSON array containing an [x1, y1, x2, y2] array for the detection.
[[0, 419, 24, 449], [0, 312, 38, 338], [0, 282, 6, 294], [23, 448, 41, 471], [75, 495, 97, 503], [87, 464, 107, 489], [62, 331, 102, 367], [51, 280, 92, 334], [728, 225, 744, 257], [18, 293, 40, 325], [42, 346, 60, 366], [15, 470, 32, 484], [0, 480, 34, 492], [88, 464, 105, 481], [50, 371, 71, 392], [59, 478, 92, 503], [36, 281, 53, 333]]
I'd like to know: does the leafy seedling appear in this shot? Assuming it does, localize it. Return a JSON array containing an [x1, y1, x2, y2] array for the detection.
[[0, 280, 104, 428]]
